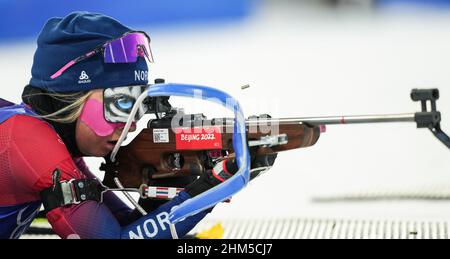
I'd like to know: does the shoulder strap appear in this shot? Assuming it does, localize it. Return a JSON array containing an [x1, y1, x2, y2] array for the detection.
[[0, 102, 38, 124], [0, 98, 14, 108]]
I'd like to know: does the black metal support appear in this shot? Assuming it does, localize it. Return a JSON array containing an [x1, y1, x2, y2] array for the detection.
[[411, 88, 450, 149]]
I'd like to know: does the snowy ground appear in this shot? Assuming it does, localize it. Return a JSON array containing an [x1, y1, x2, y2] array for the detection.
[[2, 2, 450, 238]]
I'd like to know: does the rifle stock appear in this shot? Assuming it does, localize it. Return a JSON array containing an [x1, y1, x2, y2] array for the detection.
[[101, 119, 320, 188]]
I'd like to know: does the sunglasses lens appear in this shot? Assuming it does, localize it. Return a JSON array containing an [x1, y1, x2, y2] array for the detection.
[[103, 32, 153, 63]]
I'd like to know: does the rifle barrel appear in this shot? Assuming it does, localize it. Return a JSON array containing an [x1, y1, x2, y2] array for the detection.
[[247, 113, 416, 126]]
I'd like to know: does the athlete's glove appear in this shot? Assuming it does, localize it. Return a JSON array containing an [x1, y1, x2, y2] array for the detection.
[[248, 114, 278, 180], [185, 159, 237, 197], [185, 153, 277, 198]]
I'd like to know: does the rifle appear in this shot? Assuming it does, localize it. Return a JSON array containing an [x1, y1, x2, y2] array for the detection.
[[99, 81, 449, 222]]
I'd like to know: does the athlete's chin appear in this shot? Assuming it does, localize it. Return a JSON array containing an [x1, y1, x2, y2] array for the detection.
[[95, 150, 110, 157], [81, 146, 111, 157], [102, 142, 116, 155], [99, 150, 110, 157]]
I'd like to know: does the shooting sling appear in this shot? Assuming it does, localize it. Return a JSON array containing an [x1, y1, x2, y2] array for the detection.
[[40, 169, 106, 214]]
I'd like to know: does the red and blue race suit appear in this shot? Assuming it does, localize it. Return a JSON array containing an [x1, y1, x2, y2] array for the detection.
[[0, 99, 208, 239]]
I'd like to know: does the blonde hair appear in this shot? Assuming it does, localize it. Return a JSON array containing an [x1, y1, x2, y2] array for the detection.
[[22, 90, 95, 123]]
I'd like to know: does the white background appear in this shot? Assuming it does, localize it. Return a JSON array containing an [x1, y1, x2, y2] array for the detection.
[[1, 2, 449, 222]]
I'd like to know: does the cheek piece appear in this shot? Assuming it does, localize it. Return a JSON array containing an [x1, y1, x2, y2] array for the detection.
[[80, 98, 126, 137]]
